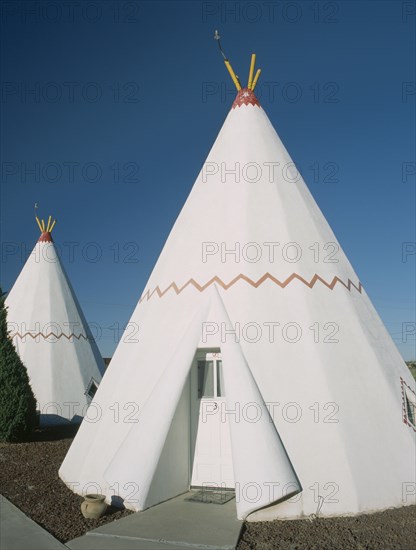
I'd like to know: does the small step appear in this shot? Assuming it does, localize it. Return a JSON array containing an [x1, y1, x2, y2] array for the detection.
[[66, 491, 242, 550], [67, 534, 182, 550]]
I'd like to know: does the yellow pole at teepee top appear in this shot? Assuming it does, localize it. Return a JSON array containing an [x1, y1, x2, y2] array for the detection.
[[35, 216, 43, 233], [224, 60, 241, 91], [35, 215, 56, 233], [247, 54, 256, 90], [252, 69, 262, 91], [214, 33, 261, 92]]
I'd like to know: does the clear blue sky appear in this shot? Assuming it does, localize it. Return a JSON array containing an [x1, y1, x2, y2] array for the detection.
[[1, 0, 415, 359]]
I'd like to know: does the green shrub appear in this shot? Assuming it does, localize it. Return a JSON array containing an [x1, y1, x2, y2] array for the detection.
[[0, 287, 37, 441]]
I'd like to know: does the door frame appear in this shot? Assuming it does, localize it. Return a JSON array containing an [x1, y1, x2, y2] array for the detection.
[[189, 347, 234, 489]]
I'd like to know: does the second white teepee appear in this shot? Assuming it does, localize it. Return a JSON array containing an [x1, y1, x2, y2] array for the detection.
[[6, 217, 105, 425]]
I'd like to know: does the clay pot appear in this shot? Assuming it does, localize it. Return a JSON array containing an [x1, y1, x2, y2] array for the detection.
[[81, 494, 108, 519]]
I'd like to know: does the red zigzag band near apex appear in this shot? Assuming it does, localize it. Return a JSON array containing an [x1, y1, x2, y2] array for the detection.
[[139, 273, 363, 303]]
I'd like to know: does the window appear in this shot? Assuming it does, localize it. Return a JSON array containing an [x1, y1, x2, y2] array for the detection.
[[85, 378, 99, 399], [401, 377, 416, 431], [198, 361, 213, 398], [197, 359, 222, 398], [216, 360, 222, 397], [405, 389, 416, 429]]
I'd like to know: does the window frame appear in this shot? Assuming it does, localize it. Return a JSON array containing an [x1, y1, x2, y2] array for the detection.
[[85, 377, 99, 400], [196, 351, 222, 399], [401, 377, 416, 431]]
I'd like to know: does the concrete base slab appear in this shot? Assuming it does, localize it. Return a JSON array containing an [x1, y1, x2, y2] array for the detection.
[[66, 491, 243, 550], [0, 495, 67, 550], [67, 535, 182, 549]]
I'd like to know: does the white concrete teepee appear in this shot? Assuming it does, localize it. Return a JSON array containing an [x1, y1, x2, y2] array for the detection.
[[60, 52, 415, 521], [5, 217, 105, 425]]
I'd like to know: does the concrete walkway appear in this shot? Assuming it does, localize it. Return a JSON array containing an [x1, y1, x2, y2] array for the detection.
[[67, 492, 243, 550], [0, 492, 242, 550], [0, 495, 67, 550]]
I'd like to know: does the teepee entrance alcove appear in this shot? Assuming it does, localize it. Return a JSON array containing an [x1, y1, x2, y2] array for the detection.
[[190, 350, 235, 489]]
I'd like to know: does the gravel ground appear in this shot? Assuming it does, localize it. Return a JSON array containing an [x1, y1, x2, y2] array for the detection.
[[238, 506, 416, 549], [0, 426, 132, 543], [0, 426, 414, 548]]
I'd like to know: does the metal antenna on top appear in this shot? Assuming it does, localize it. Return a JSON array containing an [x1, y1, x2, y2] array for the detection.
[[214, 30, 242, 91], [214, 30, 227, 60], [34, 203, 44, 232]]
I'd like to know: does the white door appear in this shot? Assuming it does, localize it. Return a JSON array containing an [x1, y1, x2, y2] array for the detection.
[[190, 351, 234, 488]]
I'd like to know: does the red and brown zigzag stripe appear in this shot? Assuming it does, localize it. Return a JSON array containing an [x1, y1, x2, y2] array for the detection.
[[140, 272, 363, 303], [10, 332, 89, 341]]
